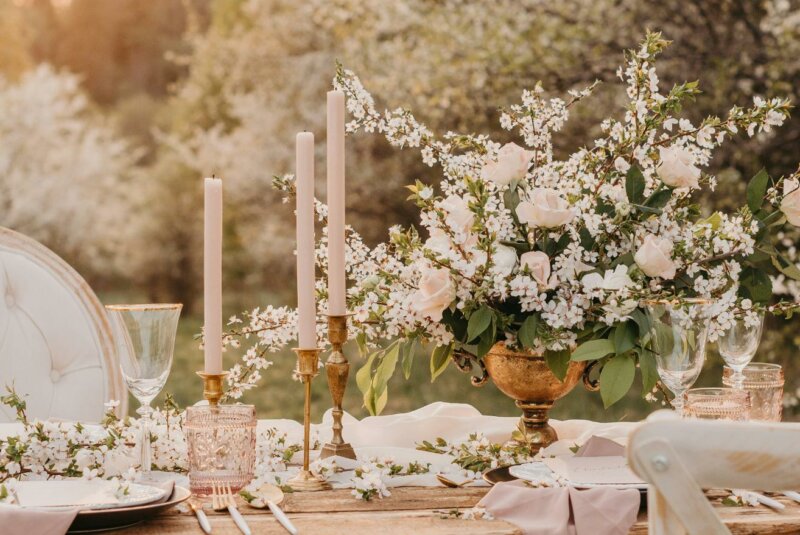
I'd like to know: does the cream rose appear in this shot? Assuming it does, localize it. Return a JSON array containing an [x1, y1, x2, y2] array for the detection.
[[781, 178, 800, 226], [520, 251, 551, 288], [412, 267, 456, 321], [493, 244, 518, 276], [515, 188, 575, 228], [439, 195, 474, 236], [480, 142, 535, 186], [656, 145, 701, 189], [424, 228, 451, 256], [634, 234, 677, 279]]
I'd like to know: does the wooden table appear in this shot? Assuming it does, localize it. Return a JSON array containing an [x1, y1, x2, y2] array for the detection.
[[123, 487, 800, 534]]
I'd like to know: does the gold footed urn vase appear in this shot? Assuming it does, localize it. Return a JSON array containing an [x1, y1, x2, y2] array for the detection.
[[475, 342, 597, 452]]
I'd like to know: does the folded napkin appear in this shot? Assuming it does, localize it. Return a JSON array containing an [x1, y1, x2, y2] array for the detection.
[[479, 481, 640, 535], [0, 478, 176, 535], [0, 504, 79, 535], [479, 435, 639, 535]]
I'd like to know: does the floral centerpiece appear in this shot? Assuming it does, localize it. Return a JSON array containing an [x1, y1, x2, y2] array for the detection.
[[297, 32, 800, 422]]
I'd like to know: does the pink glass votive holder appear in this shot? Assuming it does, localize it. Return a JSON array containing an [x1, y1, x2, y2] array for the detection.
[[185, 404, 256, 495]]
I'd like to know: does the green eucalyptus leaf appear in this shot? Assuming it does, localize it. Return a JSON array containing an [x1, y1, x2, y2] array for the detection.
[[476, 330, 495, 359], [544, 349, 571, 381], [401, 339, 417, 380], [625, 166, 646, 204], [637, 347, 659, 396], [643, 188, 672, 210], [467, 306, 493, 343], [747, 168, 769, 214], [571, 339, 615, 361], [356, 351, 378, 395], [430, 343, 454, 382], [600, 354, 636, 408], [613, 321, 637, 355], [739, 266, 773, 303], [772, 254, 800, 281], [373, 342, 400, 396], [518, 315, 540, 349]]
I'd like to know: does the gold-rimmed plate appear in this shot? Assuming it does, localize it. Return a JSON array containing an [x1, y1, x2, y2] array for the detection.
[[68, 486, 191, 533]]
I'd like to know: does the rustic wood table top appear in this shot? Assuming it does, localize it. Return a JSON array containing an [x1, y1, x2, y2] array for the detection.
[[120, 486, 800, 534]]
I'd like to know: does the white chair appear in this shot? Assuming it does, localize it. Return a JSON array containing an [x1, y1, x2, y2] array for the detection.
[[628, 411, 800, 535], [0, 227, 126, 422]]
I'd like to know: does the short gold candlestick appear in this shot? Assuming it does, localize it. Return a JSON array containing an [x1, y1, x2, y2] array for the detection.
[[196, 371, 229, 405], [320, 315, 357, 460], [287, 348, 332, 492]]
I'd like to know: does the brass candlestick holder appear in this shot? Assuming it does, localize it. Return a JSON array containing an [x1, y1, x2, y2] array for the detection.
[[196, 371, 229, 405], [287, 348, 332, 492], [320, 314, 357, 460]]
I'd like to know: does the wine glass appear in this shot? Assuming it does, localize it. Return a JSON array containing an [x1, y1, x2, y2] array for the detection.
[[717, 311, 764, 389], [106, 304, 182, 476], [644, 298, 714, 416]]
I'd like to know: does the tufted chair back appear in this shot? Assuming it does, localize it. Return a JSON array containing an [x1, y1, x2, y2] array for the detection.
[[0, 227, 126, 422]]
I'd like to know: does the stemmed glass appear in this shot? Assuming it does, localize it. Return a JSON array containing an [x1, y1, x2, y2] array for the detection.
[[106, 304, 182, 477], [717, 311, 764, 389], [644, 298, 715, 416]]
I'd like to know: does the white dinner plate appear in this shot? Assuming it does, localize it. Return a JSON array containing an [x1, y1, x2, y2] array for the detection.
[[511, 458, 648, 491], [15, 480, 167, 510]]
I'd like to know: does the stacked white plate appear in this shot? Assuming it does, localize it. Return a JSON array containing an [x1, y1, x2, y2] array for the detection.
[[15, 480, 167, 510]]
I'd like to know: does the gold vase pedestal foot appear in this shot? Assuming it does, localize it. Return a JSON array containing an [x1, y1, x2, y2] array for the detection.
[[513, 400, 558, 450], [479, 342, 598, 452], [287, 469, 332, 492], [319, 314, 357, 460]]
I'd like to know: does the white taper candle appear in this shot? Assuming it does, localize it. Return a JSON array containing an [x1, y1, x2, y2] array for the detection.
[[327, 90, 346, 316], [203, 176, 223, 374], [296, 132, 317, 348]]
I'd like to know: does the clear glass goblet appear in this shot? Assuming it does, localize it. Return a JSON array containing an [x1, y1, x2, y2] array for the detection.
[[106, 304, 182, 476], [645, 298, 715, 416], [717, 310, 764, 389]]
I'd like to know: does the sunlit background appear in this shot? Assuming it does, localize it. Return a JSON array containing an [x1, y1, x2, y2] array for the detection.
[[2, 0, 799, 421]]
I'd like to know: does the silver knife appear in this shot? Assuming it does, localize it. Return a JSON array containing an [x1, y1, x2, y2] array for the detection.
[[188, 500, 212, 534]]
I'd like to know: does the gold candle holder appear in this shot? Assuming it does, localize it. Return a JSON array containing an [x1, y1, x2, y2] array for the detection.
[[320, 315, 357, 460], [196, 371, 229, 406], [287, 348, 332, 492]]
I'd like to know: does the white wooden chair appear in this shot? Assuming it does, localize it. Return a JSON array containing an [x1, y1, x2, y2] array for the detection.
[[628, 411, 800, 535], [0, 227, 126, 422]]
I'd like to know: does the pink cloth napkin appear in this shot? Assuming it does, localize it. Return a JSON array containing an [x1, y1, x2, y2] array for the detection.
[[0, 504, 79, 535], [479, 480, 640, 535], [479, 435, 639, 535], [575, 435, 625, 457]]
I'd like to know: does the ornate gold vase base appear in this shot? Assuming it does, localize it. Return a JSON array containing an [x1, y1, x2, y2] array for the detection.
[[481, 342, 595, 452], [287, 469, 332, 492], [512, 400, 558, 450]]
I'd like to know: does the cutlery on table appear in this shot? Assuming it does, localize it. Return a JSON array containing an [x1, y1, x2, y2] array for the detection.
[[733, 489, 786, 510], [212, 482, 252, 535], [252, 484, 298, 535], [783, 491, 800, 504], [436, 473, 476, 488], [188, 498, 212, 534]]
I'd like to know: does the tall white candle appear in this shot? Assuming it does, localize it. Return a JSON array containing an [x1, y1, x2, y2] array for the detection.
[[204, 177, 223, 374], [327, 90, 346, 316], [296, 132, 317, 348]]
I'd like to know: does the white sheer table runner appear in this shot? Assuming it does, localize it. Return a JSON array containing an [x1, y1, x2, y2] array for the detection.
[[0, 402, 640, 488]]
